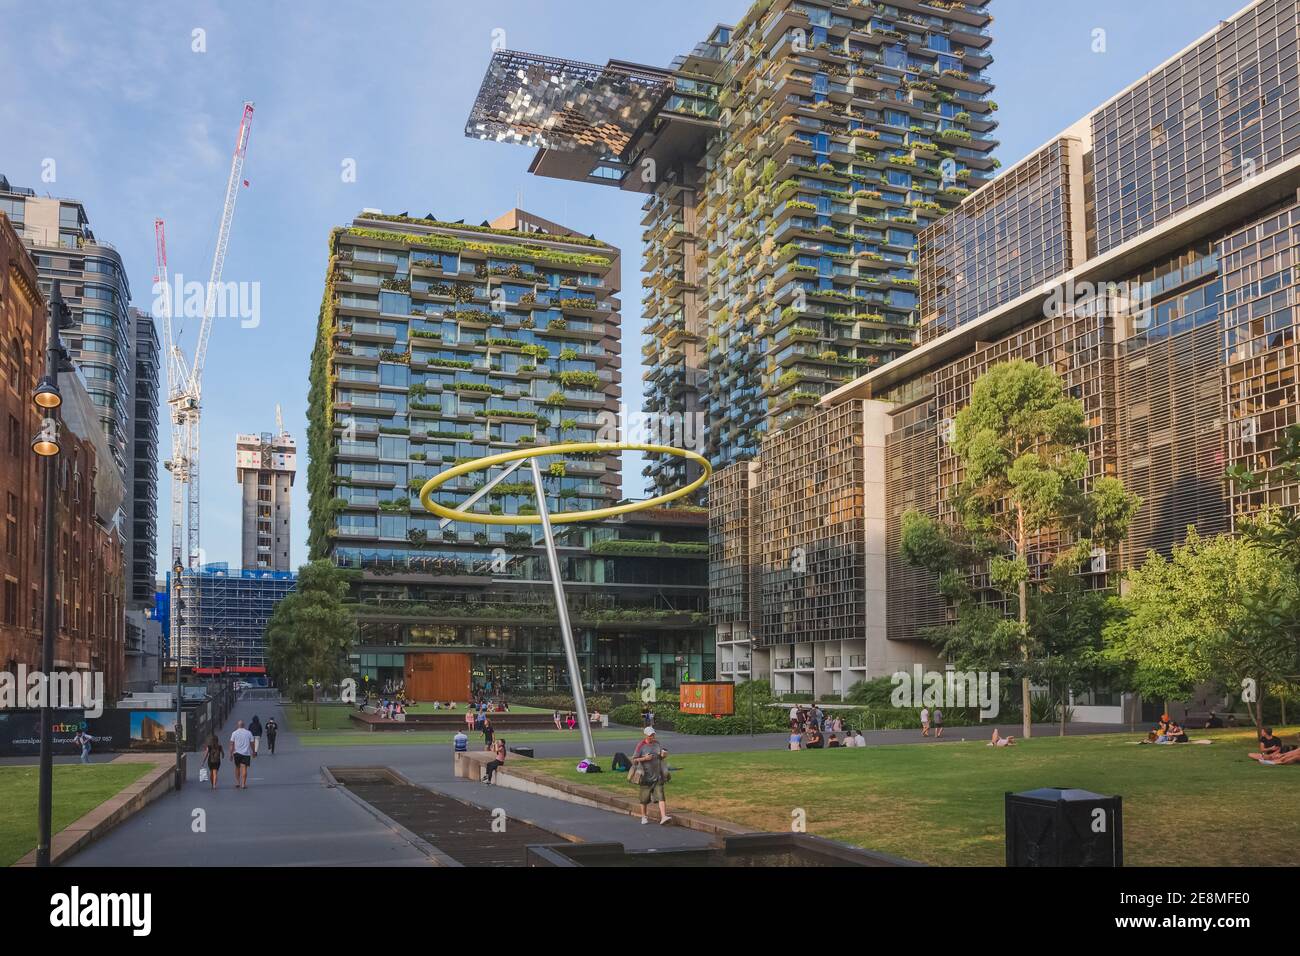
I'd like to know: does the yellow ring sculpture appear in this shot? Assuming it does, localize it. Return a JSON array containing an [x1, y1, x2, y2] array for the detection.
[[417, 441, 711, 526]]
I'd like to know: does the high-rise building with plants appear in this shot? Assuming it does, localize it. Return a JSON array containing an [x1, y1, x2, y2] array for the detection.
[[466, 0, 997, 492], [307, 209, 713, 695]]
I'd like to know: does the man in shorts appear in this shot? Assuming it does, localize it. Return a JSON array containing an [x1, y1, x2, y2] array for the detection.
[[633, 727, 672, 826], [229, 720, 254, 789]]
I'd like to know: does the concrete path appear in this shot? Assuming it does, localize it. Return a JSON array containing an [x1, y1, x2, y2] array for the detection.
[[58, 709, 1130, 866], [65, 701, 432, 867]]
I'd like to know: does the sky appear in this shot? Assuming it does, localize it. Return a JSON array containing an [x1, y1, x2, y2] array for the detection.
[[0, 0, 1251, 578]]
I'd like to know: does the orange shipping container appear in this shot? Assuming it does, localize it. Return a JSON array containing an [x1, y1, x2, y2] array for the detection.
[[679, 681, 735, 716]]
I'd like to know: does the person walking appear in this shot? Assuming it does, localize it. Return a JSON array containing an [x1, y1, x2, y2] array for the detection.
[[73, 729, 92, 764], [249, 714, 263, 756], [204, 734, 223, 789], [920, 707, 931, 737], [933, 707, 944, 738], [633, 727, 672, 826], [453, 729, 469, 753], [229, 720, 254, 789], [265, 716, 279, 755], [482, 717, 495, 749]]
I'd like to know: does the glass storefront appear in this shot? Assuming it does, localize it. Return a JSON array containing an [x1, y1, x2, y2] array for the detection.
[[354, 623, 713, 696]]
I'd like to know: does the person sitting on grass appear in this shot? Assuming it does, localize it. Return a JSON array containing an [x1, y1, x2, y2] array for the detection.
[[1254, 727, 1293, 757], [989, 729, 1016, 747], [788, 727, 803, 751], [1156, 720, 1189, 744], [804, 726, 824, 749]]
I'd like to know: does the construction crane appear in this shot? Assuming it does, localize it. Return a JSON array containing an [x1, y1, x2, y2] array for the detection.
[[157, 101, 255, 669]]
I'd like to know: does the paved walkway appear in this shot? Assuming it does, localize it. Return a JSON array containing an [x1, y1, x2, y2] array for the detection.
[[58, 706, 1129, 867]]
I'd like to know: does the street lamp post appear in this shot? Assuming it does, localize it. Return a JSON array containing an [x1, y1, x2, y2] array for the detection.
[[33, 286, 67, 869], [172, 559, 184, 790]]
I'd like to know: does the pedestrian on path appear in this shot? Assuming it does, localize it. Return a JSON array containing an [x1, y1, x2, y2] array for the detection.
[[453, 729, 468, 752], [230, 720, 254, 789], [633, 727, 672, 826], [265, 717, 278, 755], [920, 707, 930, 737], [73, 729, 91, 764], [482, 717, 494, 749], [249, 715, 263, 755], [204, 734, 223, 789], [933, 708, 944, 738]]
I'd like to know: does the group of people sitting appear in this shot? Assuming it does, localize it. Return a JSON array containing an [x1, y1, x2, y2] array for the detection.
[[787, 705, 865, 750], [552, 709, 601, 730], [1140, 714, 1191, 744], [373, 698, 406, 720], [1248, 727, 1300, 765]]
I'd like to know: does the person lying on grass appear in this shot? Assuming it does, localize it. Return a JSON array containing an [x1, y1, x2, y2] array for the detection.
[[1248, 747, 1300, 765], [989, 729, 1016, 747]]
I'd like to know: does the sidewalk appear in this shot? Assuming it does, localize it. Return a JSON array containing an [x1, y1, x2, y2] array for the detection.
[[66, 701, 433, 867]]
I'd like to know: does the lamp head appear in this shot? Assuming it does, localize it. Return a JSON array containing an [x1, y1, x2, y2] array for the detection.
[[31, 418, 59, 457], [32, 377, 62, 410]]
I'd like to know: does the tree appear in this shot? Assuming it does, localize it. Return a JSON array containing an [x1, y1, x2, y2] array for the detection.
[[902, 360, 1139, 737], [1226, 423, 1300, 726], [264, 561, 357, 730], [1105, 528, 1298, 733], [1028, 567, 1121, 735]]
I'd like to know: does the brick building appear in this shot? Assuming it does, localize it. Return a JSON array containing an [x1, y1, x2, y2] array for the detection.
[[1, 212, 125, 699]]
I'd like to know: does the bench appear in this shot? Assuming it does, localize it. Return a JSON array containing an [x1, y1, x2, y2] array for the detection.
[[453, 749, 506, 781]]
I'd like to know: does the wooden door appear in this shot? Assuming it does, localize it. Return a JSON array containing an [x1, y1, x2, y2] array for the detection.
[[405, 653, 471, 701]]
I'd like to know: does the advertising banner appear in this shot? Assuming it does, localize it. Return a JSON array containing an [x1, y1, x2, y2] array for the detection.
[[0, 709, 184, 756]]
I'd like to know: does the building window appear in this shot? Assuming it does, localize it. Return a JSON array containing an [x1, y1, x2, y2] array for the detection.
[[3, 579, 17, 626], [5, 493, 16, 556]]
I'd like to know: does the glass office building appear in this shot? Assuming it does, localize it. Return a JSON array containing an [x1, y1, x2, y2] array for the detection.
[[718, 0, 1300, 715]]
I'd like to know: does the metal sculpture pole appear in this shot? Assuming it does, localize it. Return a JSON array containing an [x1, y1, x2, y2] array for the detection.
[[418, 441, 711, 768], [527, 458, 596, 762]]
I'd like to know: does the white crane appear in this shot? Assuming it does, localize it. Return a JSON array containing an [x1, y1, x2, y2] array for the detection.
[[156, 102, 255, 668]]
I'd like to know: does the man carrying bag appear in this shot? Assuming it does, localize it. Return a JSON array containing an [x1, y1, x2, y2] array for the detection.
[[631, 727, 672, 826]]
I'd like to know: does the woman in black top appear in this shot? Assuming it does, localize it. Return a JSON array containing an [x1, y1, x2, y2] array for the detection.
[[249, 715, 263, 755], [204, 734, 223, 789], [482, 717, 494, 748]]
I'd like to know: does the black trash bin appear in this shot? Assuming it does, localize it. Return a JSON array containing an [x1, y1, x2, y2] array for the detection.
[[1005, 787, 1122, 867]]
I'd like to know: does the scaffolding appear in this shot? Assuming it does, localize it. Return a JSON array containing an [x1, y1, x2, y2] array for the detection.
[[172, 563, 296, 671]]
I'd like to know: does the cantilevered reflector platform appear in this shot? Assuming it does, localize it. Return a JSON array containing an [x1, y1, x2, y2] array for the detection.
[[465, 50, 670, 156]]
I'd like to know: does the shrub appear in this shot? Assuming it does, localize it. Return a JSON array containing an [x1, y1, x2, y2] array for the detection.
[[511, 694, 616, 712]]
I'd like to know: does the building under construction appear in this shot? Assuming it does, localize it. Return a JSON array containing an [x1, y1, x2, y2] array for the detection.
[[167, 563, 296, 673], [235, 420, 296, 571]]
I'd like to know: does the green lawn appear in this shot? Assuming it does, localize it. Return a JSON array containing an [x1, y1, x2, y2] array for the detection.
[[533, 727, 1300, 867], [0, 763, 154, 867], [295, 728, 634, 748]]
